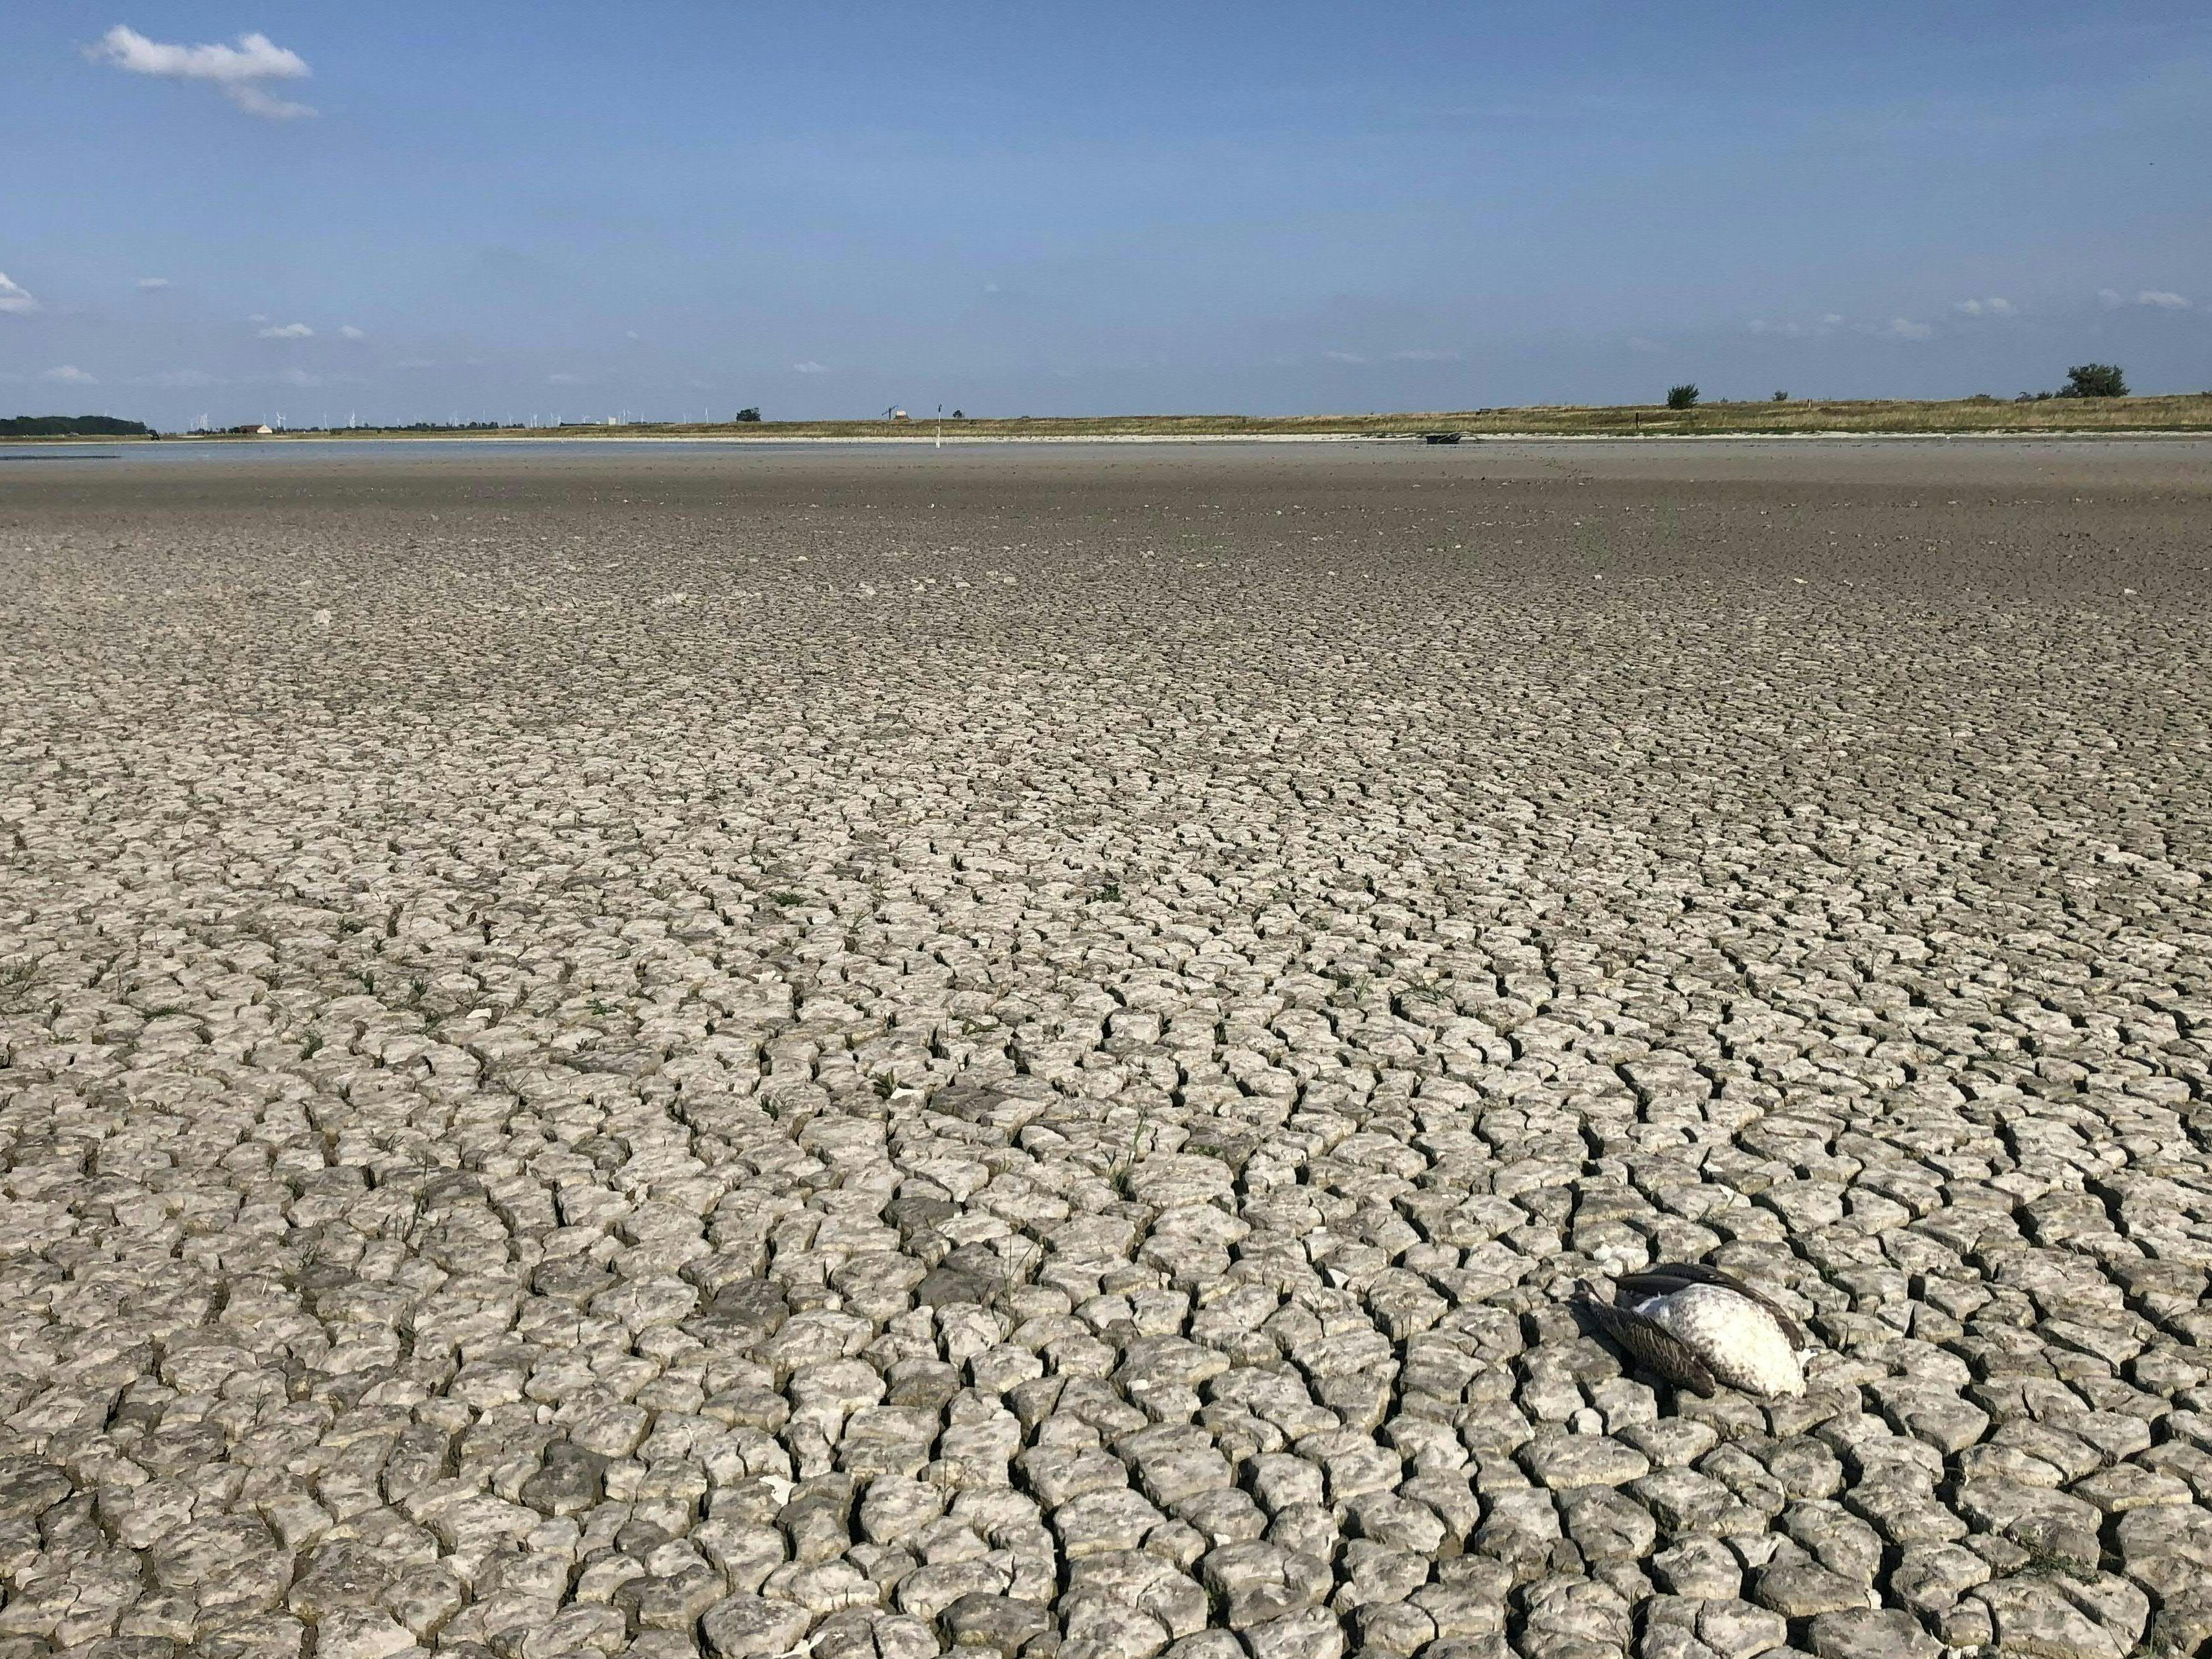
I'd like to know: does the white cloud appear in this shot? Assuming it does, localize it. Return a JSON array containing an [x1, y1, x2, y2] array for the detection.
[[546, 372, 587, 384], [136, 276, 171, 291], [0, 273, 38, 314], [1887, 317, 1934, 339], [91, 25, 307, 81], [2103, 287, 2191, 310], [225, 84, 315, 119], [1952, 296, 2016, 317], [139, 368, 221, 388], [338, 324, 365, 339], [1750, 313, 1846, 340], [276, 367, 322, 386], [792, 361, 829, 374], [89, 25, 315, 118], [392, 357, 436, 370], [42, 364, 98, 384], [1323, 350, 1370, 364], [1391, 348, 1461, 362], [258, 322, 313, 339]]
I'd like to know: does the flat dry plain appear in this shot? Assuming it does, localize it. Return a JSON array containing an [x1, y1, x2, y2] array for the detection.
[[2, 438, 2211, 1659]]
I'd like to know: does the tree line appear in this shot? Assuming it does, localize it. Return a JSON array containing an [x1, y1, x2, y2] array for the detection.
[[0, 414, 152, 437]]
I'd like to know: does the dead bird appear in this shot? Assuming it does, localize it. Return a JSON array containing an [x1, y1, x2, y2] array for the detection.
[[1577, 1263, 1810, 1398]]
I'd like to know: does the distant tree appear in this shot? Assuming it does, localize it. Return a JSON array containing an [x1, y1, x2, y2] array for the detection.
[[1771, 390, 1789, 402], [1666, 384, 1700, 410], [733, 407, 762, 422], [2057, 363, 2128, 398], [0, 414, 151, 437], [952, 409, 965, 419]]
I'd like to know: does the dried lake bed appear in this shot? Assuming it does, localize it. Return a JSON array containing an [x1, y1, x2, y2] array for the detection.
[[3, 438, 2211, 1659]]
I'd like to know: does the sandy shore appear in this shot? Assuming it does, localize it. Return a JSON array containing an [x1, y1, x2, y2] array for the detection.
[[3, 440, 2209, 1658]]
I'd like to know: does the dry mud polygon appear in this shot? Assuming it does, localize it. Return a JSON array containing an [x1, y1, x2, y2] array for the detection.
[[1, 438, 2210, 1659]]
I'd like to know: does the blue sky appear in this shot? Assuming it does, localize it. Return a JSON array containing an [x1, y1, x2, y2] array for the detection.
[[4, 4, 2207, 425]]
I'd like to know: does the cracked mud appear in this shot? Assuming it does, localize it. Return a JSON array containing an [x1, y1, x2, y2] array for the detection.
[[2, 438, 2210, 1659]]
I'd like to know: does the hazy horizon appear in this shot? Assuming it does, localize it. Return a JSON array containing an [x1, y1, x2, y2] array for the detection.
[[6, 4, 2208, 429]]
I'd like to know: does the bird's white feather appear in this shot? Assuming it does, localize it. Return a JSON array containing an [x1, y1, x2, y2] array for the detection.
[[1634, 1282, 1805, 1397]]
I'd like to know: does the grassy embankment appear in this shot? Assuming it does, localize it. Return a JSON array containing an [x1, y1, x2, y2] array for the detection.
[[34, 392, 2212, 443], [337, 393, 2212, 439]]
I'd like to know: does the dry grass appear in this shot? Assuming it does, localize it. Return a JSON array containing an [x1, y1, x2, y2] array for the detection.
[[99, 391, 2212, 445], [395, 393, 2212, 441]]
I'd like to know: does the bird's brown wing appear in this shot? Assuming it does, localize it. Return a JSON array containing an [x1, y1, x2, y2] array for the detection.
[[1578, 1296, 1719, 1396], [1619, 1262, 1810, 1352]]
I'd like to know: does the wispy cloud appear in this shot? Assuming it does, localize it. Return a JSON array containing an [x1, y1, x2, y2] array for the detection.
[[0, 273, 38, 314], [338, 324, 365, 340], [1748, 313, 1845, 339], [88, 25, 315, 119], [1391, 348, 1462, 362], [42, 364, 98, 384], [546, 372, 588, 384], [258, 322, 313, 339], [135, 276, 171, 291], [792, 361, 830, 374], [1886, 317, 1934, 340], [138, 368, 222, 388], [1323, 350, 1370, 365], [2101, 286, 2193, 310], [1952, 296, 2015, 317]]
